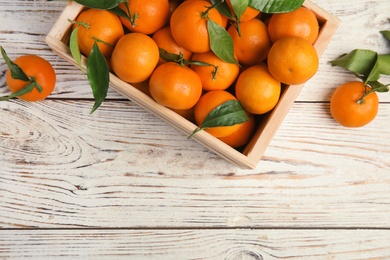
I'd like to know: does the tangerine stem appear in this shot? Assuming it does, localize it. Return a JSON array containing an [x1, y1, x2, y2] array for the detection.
[[91, 36, 114, 48], [123, 2, 138, 26], [68, 19, 90, 29], [357, 84, 374, 104], [201, 1, 223, 18]]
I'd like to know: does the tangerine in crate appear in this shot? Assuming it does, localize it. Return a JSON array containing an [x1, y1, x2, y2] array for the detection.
[[45, 0, 340, 169]]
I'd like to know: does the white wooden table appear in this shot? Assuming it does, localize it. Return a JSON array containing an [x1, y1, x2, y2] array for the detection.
[[1, 0, 390, 259]]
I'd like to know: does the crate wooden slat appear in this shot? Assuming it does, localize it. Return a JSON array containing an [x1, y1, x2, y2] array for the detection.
[[45, 0, 340, 169]]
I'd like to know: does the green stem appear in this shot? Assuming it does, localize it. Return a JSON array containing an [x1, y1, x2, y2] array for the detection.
[[68, 19, 90, 29], [357, 83, 384, 104], [91, 36, 114, 48], [201, 1, 223, 18], [123, 2, 138, 26]]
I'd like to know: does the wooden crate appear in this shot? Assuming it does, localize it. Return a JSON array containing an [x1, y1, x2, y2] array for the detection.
[[45, 0, 340, 169]]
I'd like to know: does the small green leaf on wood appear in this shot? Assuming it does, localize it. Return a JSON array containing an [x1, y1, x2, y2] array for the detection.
[[330, 49, 378, 80], [87, 42, 110, 114], [189, 100, 249, 138], [0, 46, 30, 81], [208, 19, 239, 65]]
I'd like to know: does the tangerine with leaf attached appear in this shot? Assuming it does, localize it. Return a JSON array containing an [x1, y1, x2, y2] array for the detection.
[[194, 90, 243, 138], [170, 0, 224, 53], [191, 51, 240, 91], [228, 18, 271, 66], [330, 81, 379, 127], [5, 55, 56, 102], [73, 8, 124, 58], [152, 26, 193, 64], [118, 0, 170, 35]]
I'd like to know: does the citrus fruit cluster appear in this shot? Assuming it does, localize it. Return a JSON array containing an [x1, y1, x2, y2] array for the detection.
[[72, 0, 320, 148]]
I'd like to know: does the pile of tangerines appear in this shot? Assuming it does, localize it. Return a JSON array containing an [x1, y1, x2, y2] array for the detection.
[[70, 0, 320, 148]]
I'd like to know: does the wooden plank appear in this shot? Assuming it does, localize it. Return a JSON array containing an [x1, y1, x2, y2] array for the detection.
[[1, 229, 390, 259], [0, 100, 389, 228]]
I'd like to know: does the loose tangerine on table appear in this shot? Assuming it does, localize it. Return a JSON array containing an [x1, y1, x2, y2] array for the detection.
[[330, 81, 379, 128], [5, 55, 56, 102]]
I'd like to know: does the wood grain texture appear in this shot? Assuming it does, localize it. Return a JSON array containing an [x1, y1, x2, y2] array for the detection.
[[1, 0, 390, 258], [0, 100, 389, 228], [1, 229, 390, 259]]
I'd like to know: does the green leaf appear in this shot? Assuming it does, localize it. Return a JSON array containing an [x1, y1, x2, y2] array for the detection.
[[87, 42, 110, 114], [159, 48, 182, 63], [211, 0, 234, 19], [202, 100, 249, 128], [230, 0, 249, 19], [330, 49, 378, 80], [0, 46, 30, 81], [189, 100, 249, 138], [0, 81, 36, 101], [249, 0, 304, 13], [69, 27, 82, 69], [380, 30, 390, 42], [109, 6, 131, 21], [207, 19, 239, 65], [378, 54, 390, 75], [367, 81, 389, 93], [73, 0, 124, 10], [365, 55, 380, 82]]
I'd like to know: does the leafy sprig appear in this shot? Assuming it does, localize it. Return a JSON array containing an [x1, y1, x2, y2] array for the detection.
[[68, 19, 110, 114], [0, 46, 43, 101], [330, 30, 390, 103]]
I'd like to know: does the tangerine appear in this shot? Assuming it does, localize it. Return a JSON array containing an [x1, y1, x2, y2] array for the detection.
[[5, 55, 56, 102], [235, 64, 281, 114], [268, 7, 319, 44], [111, 33, 159, 83], [149, 62, 203, 110], [330, 81, 379, 127], [73, 8, 124, 58], [228, 18, 271, 66], [218, 113, 255, 148], [194, 90, 243, 138], [190, 51, 240, 91], [152, 26, 193, 64], [267, 36, 319, 85], [170, 0, 224, 53], [118, 0, 170, 35]]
